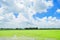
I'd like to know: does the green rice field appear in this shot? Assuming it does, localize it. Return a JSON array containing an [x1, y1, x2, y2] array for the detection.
[[0, 30, 60, 40]]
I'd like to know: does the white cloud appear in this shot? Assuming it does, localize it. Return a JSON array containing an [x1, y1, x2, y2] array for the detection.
[[14, 0, 53, 13], [3, 0, 6, 2], [45, 0, 53, 7], [0, 0, 60, 28], [0, 12, 60, 28], [14, 0, 25, 9], [0, 7, 4, 14], [34, 16, 60, 28], [0, 16, 4, 20], [12, 12, 28, 23], [56, 9, 60, 13], [34, 0, 53, 13]]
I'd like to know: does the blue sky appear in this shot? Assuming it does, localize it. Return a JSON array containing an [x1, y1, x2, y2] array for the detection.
[[34, 0, 60, 19], [0, 0, 60, 28]]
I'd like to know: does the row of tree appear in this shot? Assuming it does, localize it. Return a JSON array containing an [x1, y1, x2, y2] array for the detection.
[[0, 27, 60, 30]]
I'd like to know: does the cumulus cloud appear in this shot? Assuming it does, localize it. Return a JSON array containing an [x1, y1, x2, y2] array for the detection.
[[0, 0, 60, 28], [34, 0, 53, 13], [34, 16, 60, 28], [0, 16, 4, 20], [0, 7, 4, 14], [56, 9, 60, 13]]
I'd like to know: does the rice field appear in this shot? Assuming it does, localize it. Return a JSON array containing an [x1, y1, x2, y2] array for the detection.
[[0, 30, 60, 40]]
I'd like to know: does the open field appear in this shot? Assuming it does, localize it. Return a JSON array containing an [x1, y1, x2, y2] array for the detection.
[[0, 30, 60, 40]]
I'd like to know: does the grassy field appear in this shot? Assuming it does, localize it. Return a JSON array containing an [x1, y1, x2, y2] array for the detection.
[[0, 30, 60, 40]]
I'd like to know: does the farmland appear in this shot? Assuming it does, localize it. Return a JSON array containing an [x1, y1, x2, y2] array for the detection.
[[0, 30, 60, 40]]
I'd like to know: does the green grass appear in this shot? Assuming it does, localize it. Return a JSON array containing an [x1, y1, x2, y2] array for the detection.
[[0, 30, 60, 40]]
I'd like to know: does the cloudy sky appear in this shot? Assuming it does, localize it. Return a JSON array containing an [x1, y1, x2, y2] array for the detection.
[[0, 0, 60, 28]]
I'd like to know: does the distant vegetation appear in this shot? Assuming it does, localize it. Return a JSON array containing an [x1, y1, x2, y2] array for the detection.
[[0, 27, 60, 30]]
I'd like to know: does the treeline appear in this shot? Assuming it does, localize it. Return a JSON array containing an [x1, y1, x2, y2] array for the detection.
[[0, 28, 60, 30]]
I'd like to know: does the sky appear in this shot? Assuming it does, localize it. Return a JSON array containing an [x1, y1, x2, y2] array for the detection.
[[0, 0, 60, 28]]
